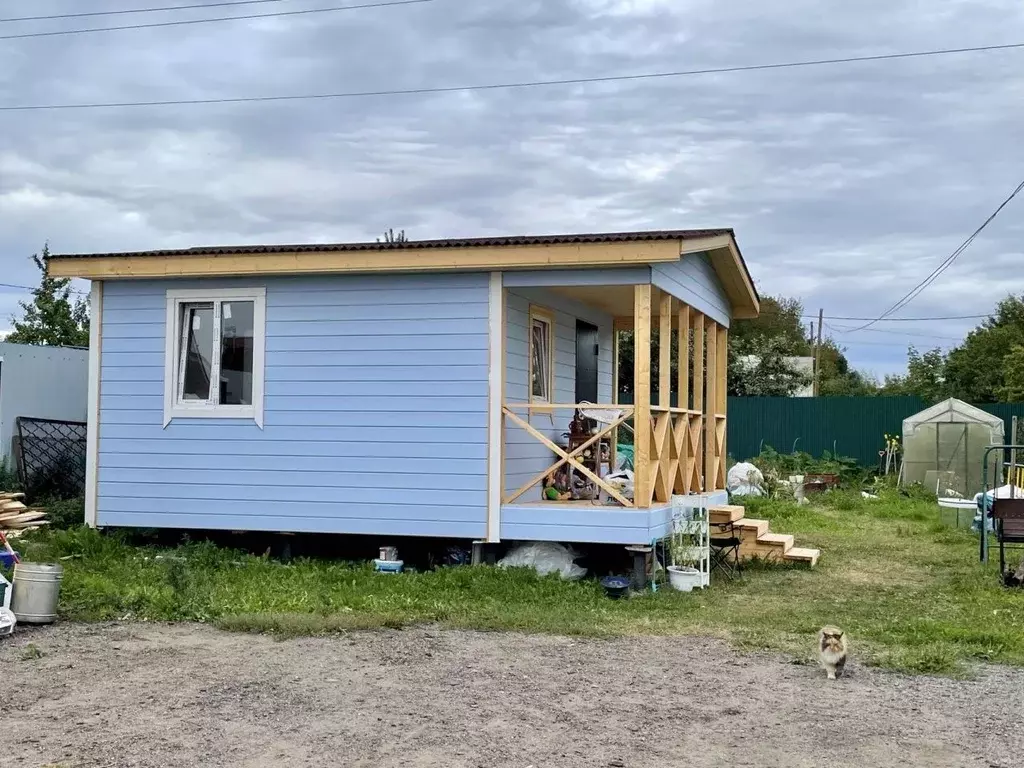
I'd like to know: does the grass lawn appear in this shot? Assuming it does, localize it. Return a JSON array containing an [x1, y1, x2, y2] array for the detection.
[[12, 489, 1024, 676]]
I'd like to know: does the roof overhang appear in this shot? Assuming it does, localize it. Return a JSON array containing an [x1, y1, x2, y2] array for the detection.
[[47, 229, 759, 318]]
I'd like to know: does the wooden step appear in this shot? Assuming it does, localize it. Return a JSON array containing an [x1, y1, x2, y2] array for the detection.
[[784, 547, 820, 567], [709, 504, 745, 524], [755, 532, 794, 553], [733, 518, 770, 537]]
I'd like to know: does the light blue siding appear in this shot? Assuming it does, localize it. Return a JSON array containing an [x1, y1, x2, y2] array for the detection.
[[97, 273, 490, 537], [500, 490, 728, 545], [499, 503, 664, 545], [650, 252, 731, 327], [503, 287, 614, 499]]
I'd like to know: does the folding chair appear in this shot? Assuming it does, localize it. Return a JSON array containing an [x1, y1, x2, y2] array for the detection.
[[990, 497, 1024, 578], [709, 521, 743, 578]]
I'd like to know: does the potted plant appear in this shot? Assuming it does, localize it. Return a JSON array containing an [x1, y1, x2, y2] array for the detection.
[[666, 516, 702, 592]]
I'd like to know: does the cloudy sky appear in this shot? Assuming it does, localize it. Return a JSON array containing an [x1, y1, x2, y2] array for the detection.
[[1, 0, 1022, 376]]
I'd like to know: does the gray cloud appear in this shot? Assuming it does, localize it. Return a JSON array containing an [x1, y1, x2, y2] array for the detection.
[[2, 0, 1023, 373]]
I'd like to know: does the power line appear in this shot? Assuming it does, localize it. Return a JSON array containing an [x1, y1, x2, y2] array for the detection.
[[4, 39, 1024, 111], [0, 0, 431, 40], [833, 339, 957, 349], [0, 281, 88, 295], [824, 322, 963, 341], [843, 176, 1024, 333], [806, 313, 989, 322], [754, 309, 990, 321], [0, 0, 285, 24]]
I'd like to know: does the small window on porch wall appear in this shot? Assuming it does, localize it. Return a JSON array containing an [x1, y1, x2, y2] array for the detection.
[[529, 306, 554, 404], [163, 288, 266, 427]]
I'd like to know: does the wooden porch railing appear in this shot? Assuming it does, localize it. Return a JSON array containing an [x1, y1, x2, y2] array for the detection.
[[647, 406, 704, 507], [501, 403, 635, 507]]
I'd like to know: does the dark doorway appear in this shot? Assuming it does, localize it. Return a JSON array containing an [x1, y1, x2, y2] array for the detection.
[[575, 320, 600, 403]]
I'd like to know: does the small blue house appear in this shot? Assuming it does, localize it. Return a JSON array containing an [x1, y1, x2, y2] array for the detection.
[[48, 229, 759, 547]]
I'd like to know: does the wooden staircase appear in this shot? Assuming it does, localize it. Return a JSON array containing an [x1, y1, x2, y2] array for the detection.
[[709, 505, 820, 567]]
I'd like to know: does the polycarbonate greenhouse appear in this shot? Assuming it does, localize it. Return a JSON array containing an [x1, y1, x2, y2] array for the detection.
[[901, 398, 1004, 496]]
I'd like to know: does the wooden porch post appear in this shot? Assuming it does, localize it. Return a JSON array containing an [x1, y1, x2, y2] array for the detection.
[[633, 285, 652, 508], [691, 312, 704, 492], [651, 290, 673, 504], [705, 320, 718, 493], [716, 324, 728, 490], [659, 292, 672, 409], [610, 322, 619, 475], [677, 303, 690, 494]]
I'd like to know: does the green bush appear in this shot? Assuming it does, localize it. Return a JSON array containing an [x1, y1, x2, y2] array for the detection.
[[38, 496, 86, 529]]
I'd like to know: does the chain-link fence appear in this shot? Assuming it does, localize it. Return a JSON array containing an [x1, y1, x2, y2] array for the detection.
[[15, 417, 87, 500]]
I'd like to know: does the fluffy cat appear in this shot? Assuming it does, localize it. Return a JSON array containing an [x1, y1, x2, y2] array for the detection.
[[818, 626, 848, 680]]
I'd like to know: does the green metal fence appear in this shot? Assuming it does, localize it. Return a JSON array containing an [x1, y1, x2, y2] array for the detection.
[[617, 393, 1024, 467]]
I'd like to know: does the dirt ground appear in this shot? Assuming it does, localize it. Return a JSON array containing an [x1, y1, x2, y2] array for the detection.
[[2, 623, 1020, 768]]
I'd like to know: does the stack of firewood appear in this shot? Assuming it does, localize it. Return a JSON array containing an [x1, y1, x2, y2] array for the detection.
[[0, 492, 48, 532]]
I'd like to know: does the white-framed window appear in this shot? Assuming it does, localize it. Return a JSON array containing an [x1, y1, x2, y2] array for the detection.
[[163, 287, 266, 427], [528, 305, 554, 405]]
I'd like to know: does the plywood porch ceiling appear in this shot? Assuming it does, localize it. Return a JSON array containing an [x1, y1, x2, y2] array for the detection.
[[549, 285, 686, 322]]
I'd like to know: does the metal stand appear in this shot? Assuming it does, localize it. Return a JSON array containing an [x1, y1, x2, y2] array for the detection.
[[671, 494, 710, 588]]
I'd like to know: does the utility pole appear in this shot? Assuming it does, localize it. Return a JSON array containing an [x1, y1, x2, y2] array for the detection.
[[813, 308, 824, 396]]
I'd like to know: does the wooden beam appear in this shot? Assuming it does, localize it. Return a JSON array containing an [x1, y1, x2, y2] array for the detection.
[[633, 284, 652, 508], [716, 325, 728, 413], [691, 312, 705, 492], [502, 408, 633, 505], [502, 409, 633, 507], [659, 291, 672, 409], [705, 320, 718, 493], [678, 304, 690, 411], [716, 324, 728, 490], [676, 303, 690, 494], [47, 239, 686, 280]]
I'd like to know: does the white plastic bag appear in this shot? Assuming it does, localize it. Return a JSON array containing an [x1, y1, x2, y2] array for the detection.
[[498, 542, 587, 580], [604, 468, 634, 499], [0, 607, 16, 637], [727, 462, 765, 497]]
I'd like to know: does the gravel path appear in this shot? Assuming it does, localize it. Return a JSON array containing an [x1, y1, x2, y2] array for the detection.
[[1, 623, 1020, 767]]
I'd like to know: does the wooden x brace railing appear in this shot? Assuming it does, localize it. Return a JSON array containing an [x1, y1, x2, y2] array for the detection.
[[502, 406, 635, 507]]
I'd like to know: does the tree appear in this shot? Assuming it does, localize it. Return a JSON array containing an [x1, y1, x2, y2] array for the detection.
[[880, 346, 948, 401], [997, 345, 1024, 403], [817, 340, 879, 396], [7, 245, 90, 347], [878, 295, 1024, 404], [728, 335, 812, 396], [377, 228, 408, 244], [731, 295, 810, 355], [942, 295, 1024, 402]]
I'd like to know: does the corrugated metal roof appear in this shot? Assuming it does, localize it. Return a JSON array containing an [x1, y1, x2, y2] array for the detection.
[[49, 228, 734, 260]]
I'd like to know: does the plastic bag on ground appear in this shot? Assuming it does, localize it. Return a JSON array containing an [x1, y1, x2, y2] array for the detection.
[[498, 542, 587, 580], [0, 607, 16, 637], [727, 462, 765, 497]]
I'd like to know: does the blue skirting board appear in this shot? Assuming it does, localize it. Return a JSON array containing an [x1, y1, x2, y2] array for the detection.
[[500, 491, 727, 545]]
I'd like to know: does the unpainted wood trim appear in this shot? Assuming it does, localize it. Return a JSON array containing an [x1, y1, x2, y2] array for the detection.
[[47, 239, 687, 279], [501, 408, 634, 505], [705, 319, 719, 493], [502, 409, 633, 507], [527, 304, 555, 407], [659, 291, 672, 409], [633, 284, 652, 508], [678, 303, 690, 411], [84, 281, 103, 528]]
